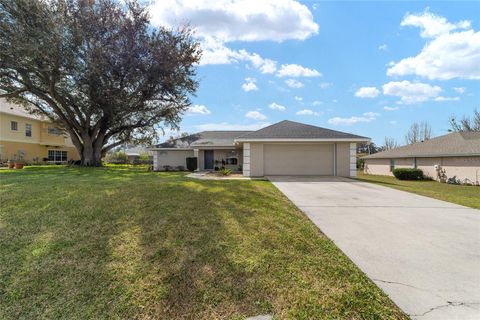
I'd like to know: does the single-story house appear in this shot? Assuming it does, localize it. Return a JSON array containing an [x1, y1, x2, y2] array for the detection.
[[363, 132, 480, 184], [151, 120, 369, 177]]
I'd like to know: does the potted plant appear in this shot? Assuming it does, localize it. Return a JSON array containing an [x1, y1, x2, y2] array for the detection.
[[14, 154, 25, 169], [7, 159, 14, 169]]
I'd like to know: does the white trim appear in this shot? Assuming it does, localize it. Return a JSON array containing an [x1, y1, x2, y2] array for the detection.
[[243, 170, 251, 177], [333, 143, 337, 176], [350, 170, 357, 177], [150, 148, 193, 151], [235, 138, 370, 143]]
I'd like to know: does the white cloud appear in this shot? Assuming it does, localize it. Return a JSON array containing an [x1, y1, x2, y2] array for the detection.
[[382, 80, 442, 104], [400, 10, 471, 39], [319, 82, 332, 89], [328, 112, 379, 126], [387, 11, 480, 80], [186, 104, 211, 115], [389, 120, 398, 125], [296, 109, 321, 116], [277, 64, 322, 77], [149, 0, 318, 42], [434, 96, 460, 102], [294, 96, 303, 101], [383, 106, 399, 111], [245, 110, 267, 120], [195, 122, 270, 131], [268, 102, 286, 111], [285, 79, 304, 88], [453, 87, 466, 94], [355, 87, 380, 98], [312, 100, 323, 106], [242, 78, 258, 92], [378, 44, 388, 50], [200, 40, 277, 73]]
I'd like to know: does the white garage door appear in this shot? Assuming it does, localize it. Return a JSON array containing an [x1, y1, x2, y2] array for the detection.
[[263, 144, 334, 175]]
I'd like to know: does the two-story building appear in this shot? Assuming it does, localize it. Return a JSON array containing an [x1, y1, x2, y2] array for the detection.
[[0, 99, 80, 163]]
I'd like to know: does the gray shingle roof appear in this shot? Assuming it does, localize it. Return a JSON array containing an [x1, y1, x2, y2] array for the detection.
[[155, 131, 252, 148], [235, 120, 369, 140], [363, 132, 480, 159]]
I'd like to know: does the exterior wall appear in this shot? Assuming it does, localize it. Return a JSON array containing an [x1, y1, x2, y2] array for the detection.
[[365, 156, 480, 184], [349, 143, 357, 177], [0, 140, 78, 163], [249, 143, 264, 177], [364, 158, 393, 176], [335, 142, 350, 177], [153, 150, 193, 170], [0, 111, 79, 162]]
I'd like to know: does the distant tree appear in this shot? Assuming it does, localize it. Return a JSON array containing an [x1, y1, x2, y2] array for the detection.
[[383, 137, 398, 150], [357, 142, 379, 155], [405, 121, 432, 144], [0, 0, 201, 166], [449, 109, 480, 132]]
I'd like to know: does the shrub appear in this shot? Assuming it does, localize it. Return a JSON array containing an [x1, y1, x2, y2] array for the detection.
[[133, 152, 152, 165], [105, 151, 128, 164], [176, 165, 185, 171], [220, 168, 232, 176], [185, 157, 197, 171], [392, 168, 424, 180]]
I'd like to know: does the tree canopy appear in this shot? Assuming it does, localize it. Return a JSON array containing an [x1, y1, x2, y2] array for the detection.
[[0, 0, 201, 165], [450, 109, 480, 132]]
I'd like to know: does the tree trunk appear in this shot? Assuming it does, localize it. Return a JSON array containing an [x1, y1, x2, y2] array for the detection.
[[79, 135, 103, 166]]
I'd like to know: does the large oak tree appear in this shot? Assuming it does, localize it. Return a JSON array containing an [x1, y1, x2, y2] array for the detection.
[[0, 0, 201, 165]]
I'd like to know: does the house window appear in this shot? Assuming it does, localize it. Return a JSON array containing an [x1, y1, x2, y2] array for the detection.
[[48, 150, 68, 162], [226, 157, 238, 165], [389, 159, 395, 172], [48, 127, 62, 135], [11, 121, 18, 131], [25, 124, 32, 137]]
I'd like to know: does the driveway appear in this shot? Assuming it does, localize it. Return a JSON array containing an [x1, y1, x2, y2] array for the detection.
[[268, 176, 480, 320]]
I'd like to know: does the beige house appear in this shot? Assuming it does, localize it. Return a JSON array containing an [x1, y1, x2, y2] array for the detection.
[[151, 120, 369, 177], [0, 99, 79, 163], [363, 132, 480, 185]]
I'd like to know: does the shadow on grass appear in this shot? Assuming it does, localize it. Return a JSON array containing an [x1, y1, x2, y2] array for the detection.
[[0, 169, 407, 319]]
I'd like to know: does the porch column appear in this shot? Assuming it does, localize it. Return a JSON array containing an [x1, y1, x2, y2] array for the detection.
[[193, 149, 199, 171], [349, 143, 357, 177], [243, 143, 251, 177]]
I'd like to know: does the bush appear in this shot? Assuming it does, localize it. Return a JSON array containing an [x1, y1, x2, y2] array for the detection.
[[220, 168, 232, 176], [186, 157, 197, 171], [392, 168, 424, 180], [105, 151, 128, 164], [133, 152, 152, 165]]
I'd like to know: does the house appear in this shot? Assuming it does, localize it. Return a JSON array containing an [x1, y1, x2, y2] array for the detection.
[[151, 120, 369, 177], [0, 99, 80, 163], [122, 146, 153, 163], [363, 132, 480, 184]]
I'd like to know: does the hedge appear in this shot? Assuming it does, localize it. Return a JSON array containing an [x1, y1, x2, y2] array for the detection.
[[392, 168, 424, 180]]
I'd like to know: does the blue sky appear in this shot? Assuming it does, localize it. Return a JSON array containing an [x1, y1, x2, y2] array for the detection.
[[149, 0, 480, 145]]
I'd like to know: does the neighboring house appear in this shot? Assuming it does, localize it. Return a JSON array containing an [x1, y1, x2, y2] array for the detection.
[[363, 132, 480, 184], [0, 99, 80, 163], [151, 120, 369, 177], [123, 146, 153, 163]]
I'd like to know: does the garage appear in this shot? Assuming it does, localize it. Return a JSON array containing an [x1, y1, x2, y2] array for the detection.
[[263, 143, 334, 176]]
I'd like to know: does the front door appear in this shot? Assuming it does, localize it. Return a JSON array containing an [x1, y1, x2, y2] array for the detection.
[[204, 150, 214, 170]]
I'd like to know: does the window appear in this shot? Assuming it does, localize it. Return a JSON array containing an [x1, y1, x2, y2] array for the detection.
[[48, 127, 62, 135], [226, 157, 238, 165], [25, 124, 32, 137], [11, 121, 18, 131], [389, 159, 395, 172], [48, 150, 68, 162]]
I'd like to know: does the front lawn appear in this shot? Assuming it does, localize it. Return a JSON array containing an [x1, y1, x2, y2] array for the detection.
[[356, 171, 480, 209], [0, 166, 406, 319]]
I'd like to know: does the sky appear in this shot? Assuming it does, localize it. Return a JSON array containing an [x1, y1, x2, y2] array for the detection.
[[148, 0, 480, 146]]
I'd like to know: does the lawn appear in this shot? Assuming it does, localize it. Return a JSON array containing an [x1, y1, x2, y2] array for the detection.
[[356, 171, 480, 209], [0, 166, 406, 319]]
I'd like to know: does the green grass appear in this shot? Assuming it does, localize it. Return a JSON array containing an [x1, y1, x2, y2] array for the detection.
[[356, 171, 480, 209], [0, 166, 406, 319]]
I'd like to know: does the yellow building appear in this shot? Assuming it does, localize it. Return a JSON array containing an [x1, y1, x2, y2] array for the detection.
[[0, 99, 80, 163]]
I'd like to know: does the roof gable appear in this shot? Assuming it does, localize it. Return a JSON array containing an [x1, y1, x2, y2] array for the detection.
[[236, 120, 369, 140], [155, 131, 252, 148], [364, 132, 480, 159]]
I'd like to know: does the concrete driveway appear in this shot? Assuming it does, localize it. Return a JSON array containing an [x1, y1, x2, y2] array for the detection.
[[268, 176, 480, 320]]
